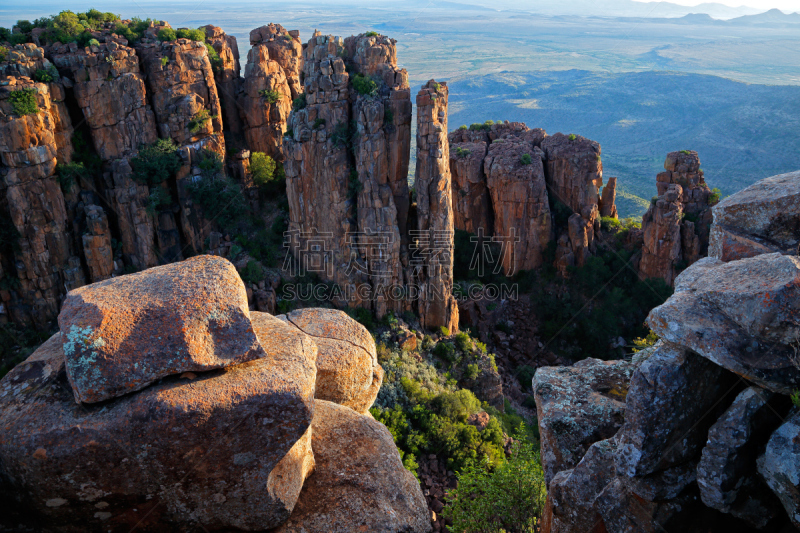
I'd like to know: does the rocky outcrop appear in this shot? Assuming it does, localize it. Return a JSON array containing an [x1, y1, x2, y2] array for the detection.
[[80, 204, 114, 282], [204, 25, 243, 135], [57, 255, 265, 403], [533, 358, 633, 484], [0, 77, 86, 327], [448, 132, 492, 235], [537, 172, 800, 532], [639, 151, 715, 284], [0, 257, 319, 530], [709, 170, 800, 261], [274, 399, 432, 533], [283, 31, 415, 319], [280, 307, 383, 413], [135, 28, 225, 152], [414, 80, 458, 332], [241, 24, 298, 159]]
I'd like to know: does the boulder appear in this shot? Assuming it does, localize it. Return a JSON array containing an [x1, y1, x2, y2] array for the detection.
[[533, 358, 633, 484], [58, 255, 265, 403], [698, 386, 789, 529], [615, 341, 740, 477], [281, 308, 383, 413], [272, 400, 432, 533], [758, 410, 800, 529], [648, 252, 800, 394], [710, 170, 800, 261], [0, 318, 316, 531], [594, 477, 685, 533]]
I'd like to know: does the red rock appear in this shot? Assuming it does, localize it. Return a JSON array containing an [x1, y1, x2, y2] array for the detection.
[[58, 255, 265, 403]]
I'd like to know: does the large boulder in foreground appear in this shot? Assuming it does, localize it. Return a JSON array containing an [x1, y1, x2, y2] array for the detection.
[[0, 315, 316, 531], [710, 170, 800, 261], [615, 341, 740, 477], [273, 400, 432, 533], [58, 255, 264, 403], [648, 253, 800, 394], [758, 410, 800, 529], [533, 358, 634, 484], [280, 308, 383, 413]]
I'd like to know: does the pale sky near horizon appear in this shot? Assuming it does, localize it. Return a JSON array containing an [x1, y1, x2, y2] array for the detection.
[[636, 0, 800, 11]]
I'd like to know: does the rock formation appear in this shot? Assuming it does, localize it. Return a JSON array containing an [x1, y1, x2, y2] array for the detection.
[[241, 24, 299, 159], [639, 150, 715, 284], [536, 170, 800, 532], [0, 76, 86, 327], [447, 124, 616, 276], [414, 80, 458, 333], [0, 256, 429, 531], [283, 31, 420, 319], [203, 25, 243, 136]]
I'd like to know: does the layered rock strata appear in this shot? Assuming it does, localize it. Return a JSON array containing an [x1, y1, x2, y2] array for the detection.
[[413, 80, 458, 332], [204, 24, 243, 135]]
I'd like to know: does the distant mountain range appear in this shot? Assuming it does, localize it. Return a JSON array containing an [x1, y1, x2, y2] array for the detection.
[[612, 8, 800, 26]]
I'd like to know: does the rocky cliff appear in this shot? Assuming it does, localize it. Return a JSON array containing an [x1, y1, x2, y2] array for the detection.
[[0, 255, 431, 532], [536, 169, 800, 532]]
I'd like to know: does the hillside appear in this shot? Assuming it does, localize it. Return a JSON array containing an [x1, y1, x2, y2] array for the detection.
[[447, 70, 800, 217]]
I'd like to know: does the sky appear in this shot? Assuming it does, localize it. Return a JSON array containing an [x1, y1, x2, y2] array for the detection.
[[635, 0, 800, 10]]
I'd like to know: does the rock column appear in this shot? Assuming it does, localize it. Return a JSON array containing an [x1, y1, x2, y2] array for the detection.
[[414, 80, 458, 332]]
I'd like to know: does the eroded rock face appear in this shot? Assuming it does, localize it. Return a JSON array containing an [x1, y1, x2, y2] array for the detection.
[[58, 255, 265, 403], [51, 38, 158, 160], [640, 151, 714, 284], [710, 170, 800, 261], [0, 78, 86, 327], [273, 400, 432, 533], [533, 358, 633, 484], [0, 325, 316, 531], [204, 24, 243, 135], [615, 341, 740, 477], [485, 137, 552, 274], [698, 386, 789, 529], [81, 204, 114, 282], [242, 25, 299, 159], [448, 135, 492, 235], [279, 307, 382, 413], [758, 410, 800, 529], [414, 80, 459, 332], [648, 253, 800, 394]]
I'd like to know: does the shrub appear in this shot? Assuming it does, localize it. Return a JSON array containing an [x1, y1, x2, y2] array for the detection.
[[197, 149, 223, 179], [433, 341, 457, 363], [146, 186, 172, 214], [160, 56, 169, 67], [384, 107, 394, 124], [520, 153, 532, 165], [0, 45, 7, 62], [469, 120, 494, 132], [113, 18, 152, 44], [792, 390, 800, 409], [680, 149, 691, 155], [455, 146, 471, 158], [312, 117, 326, 130], [632, 330, 658, 353], [568, 133, 577, 141], [600, 216, 622, 232], [8, 88, 38, 116], [204, 42, 221, 71], [240, 260, 265, 285], [709, 187, 721, 204], [130, 138, 181, 185], [439, 326, 450, 337], [352, 74, 378, 96], [465, 363, 480, 380], [651, 195, 659, 206], [250, 152, 286, 193], [87, 38, 99, 46], [458, 124, 467, 130], [365, 31, 379, 37], [157, 28, 177, 42], [56, 161, 89, 193], [176, 28, 205, 42], [259, 88, 281, 104], [188, 108, 215, 134], [444, 425, 546, 532], [454, 332, 473, 352], [33, 66, 58, 82], [186, 176, 246, 231], [292, 93, 307, 111]]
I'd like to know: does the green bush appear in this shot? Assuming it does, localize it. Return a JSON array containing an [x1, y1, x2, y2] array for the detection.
[[444, 425, 546, 533], [455, 146, 471, 158], [197, 148, 223, 179], [352, 73, 378, 96], [520, 153, 532, 165], [204, 42, 221, 71], [568, 133, 577, 141], [240, 260, 265, 285], [176, 28, 205, 42], [454, 331, 473, 352], [160, 56, 169, 67], [55, 161, 90, 193], [188, 108, 215, 134], [709, 187, 721, 204], [113, 17, 151, 44], [157, 28, 177, 42], [87, 38, 99, 46], [187, 176, 246, 232], [458, 124, 467, 130], [250, 152, 285, 193], [465, 363, 480, 380], [439, 325, 450, 337], [130, 138, 181, 185], [600, 216, 622, 232], [0, 45, 8, 62], [312, 117, 326, 130], [292, 93, 307, 111], [365, 31, 379, 37], [146, 186, 172, 214], [8, 33, 29, 45], [433, 341, 457, 363], [469, 120, 494, 132], [384, 107, 394, 124], [8, 88, 38, 116], [33, 66, 58, 82], [259, 89, 281, 104]]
